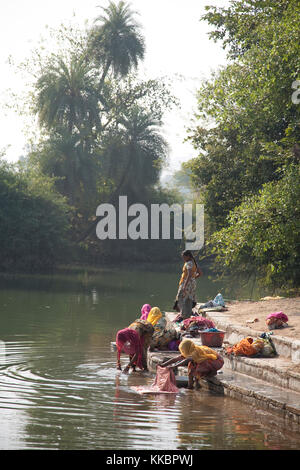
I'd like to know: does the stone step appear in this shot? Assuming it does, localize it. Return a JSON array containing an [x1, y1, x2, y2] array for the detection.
[[223, 354, 300, 393], [199, 367, 300, 429], [165, 311, 300, 394], [147, 349, 300, 428]]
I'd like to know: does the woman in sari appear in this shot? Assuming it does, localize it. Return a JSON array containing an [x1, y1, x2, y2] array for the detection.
[[128, 318, 154, 369], [116, 316, 154, 373], [147, 307, 179, 351], [116, 328, 144, 373], [174, 250, 202, 319], [160, 338, 224, 389]]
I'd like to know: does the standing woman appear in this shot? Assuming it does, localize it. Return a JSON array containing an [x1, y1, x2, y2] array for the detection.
[[175, 250, 202, 319]]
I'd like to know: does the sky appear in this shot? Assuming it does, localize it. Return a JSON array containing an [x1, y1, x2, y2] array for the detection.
[[0, 0, 230, 177]]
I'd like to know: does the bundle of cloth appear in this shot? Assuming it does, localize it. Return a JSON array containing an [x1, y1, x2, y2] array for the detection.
[[226, 337, 265, 357], [199, 293, 226, 310], [180, 316, 216, 338], [182, 316, 215, 330], [266, 311, 288, 330], [226, 333, 277, 358]]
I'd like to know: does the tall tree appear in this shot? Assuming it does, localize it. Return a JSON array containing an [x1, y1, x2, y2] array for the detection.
[[35, 55, 101, 134], [186, 0, 300, 230], [88, 1, 145, 85]]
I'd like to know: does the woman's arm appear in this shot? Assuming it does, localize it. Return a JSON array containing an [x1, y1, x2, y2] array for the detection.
[[195, 265, 203, 278], [160, 354, 183, 367], [123, 353, 137, 374], [167, 357, 193, 368]]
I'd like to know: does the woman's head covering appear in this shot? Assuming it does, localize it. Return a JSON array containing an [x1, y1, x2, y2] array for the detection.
[[116, 328, 143, 369], [179, 339, 217, 363], [147, 307, 163, 326], [140, 304, 152, 321]]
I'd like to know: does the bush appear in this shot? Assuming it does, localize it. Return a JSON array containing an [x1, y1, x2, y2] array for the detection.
[[210, 165, 300, 289], [0, 159, 71, 272]]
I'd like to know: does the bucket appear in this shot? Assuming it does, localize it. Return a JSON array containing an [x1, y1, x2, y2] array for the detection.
[[200, 331, 225, 348]]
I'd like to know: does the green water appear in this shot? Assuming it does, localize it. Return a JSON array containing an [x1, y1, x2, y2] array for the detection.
[[0, 267, 299, 450]]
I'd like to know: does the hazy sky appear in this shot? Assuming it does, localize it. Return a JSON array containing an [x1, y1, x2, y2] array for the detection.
[[0, 0, 229, 176]]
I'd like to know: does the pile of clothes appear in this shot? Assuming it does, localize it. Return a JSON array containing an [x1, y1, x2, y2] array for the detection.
[[266, 311, 288, 330], [199, 293, 226, 310], [226, 332, 277, 358], [180, 316, 219, 338]]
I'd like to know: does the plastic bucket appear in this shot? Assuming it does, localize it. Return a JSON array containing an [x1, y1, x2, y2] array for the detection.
[[200, 331, 225, 348]]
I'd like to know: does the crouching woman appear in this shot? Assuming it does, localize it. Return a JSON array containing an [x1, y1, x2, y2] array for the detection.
[[160, 339, 224, 389]]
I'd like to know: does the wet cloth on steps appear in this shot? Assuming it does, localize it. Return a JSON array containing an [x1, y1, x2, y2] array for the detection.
[[131, 366, 179, 394]]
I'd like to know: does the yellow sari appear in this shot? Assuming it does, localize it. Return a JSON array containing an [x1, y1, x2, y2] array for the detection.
[[179, 339, 218, 364]]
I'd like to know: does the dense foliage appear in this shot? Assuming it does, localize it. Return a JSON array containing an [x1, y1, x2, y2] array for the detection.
[[186, 0, 300, 288], [2, 1, 183, 270], [0, 157, 70, 271]]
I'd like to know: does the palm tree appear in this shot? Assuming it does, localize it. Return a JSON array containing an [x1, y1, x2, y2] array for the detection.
[[77, 106, 168, 241], [35, 55, 102, 134], [116, 106, 168, 198], [89, 1, 145, 85], [34, 129, 98, 208]]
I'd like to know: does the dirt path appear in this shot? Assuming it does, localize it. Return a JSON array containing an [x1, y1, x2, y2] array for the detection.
[[220, 297, 300, 340]]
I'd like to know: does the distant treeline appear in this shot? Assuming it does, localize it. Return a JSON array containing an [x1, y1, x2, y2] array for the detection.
[[0, 1, 184, 273]]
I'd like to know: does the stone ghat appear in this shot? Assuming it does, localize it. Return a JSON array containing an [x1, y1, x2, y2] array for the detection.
[[147, 348, 300, 429], [166, 310, 300, 393], [146, 311, 300, 428]]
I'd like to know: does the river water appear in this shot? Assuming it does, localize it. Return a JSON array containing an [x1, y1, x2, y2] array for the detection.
[[0, 267, 299, 450]]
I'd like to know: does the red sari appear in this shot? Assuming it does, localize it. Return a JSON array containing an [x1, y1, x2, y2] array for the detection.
[[116, 328, 144, 370]]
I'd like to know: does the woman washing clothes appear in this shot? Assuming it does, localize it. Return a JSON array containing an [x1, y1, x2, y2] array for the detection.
[[160, 338, 224, 389], [174, 250, 202, 319], [146, 307, 179, 351], [116, 317, 154, 373]]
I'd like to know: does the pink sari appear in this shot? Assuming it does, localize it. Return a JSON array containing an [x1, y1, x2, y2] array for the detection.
[[116, 328, 144, 370]]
